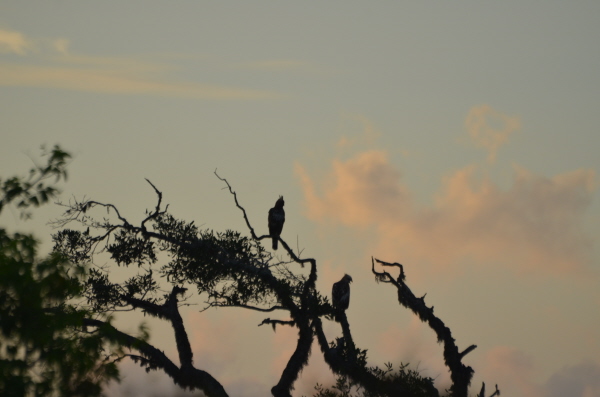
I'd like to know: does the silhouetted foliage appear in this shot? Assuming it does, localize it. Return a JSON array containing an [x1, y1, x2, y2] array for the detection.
[[0, 146, 119, 396], [0, 144, 70, 219], [310, 363, 437, 397]]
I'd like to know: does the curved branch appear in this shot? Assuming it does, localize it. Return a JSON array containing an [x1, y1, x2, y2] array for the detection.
[[271, 322, 313, 397], [214, 171, 263, 241], [83, 318, 228, 397], [141, 178, 169, 231], [122, 286, 194, 369], [372, 257, 475, 396], [211, 303, 286, 312], [259, 318, 296, 329]]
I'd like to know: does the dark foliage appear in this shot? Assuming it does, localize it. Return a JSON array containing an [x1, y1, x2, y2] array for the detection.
[[0, 146, 119, 396]]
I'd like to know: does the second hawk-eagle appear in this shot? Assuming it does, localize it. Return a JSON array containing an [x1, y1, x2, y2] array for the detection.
[[268, 196, 285, 250]]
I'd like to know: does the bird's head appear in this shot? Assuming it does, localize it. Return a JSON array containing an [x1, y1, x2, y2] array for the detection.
[[275, 196, 284, 208], [343, 274, 353, 283]]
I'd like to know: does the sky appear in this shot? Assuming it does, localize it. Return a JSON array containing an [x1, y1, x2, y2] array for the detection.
[[1, 2, 600, 396]]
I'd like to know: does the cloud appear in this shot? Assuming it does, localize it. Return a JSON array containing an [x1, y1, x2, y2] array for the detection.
[[0, 28, 280, 99], [465, 105, 520, 162], [0, 62, 278, 99], [480, 348, 600, 397], [543, 360, 600, 397], [296, 113, 596, 277], [480, 346, 544, 397], [0, 28, 34, 55], [295, 150, 410, 228]]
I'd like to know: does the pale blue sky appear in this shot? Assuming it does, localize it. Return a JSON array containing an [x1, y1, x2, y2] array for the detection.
[[2, 2, 600, 396]]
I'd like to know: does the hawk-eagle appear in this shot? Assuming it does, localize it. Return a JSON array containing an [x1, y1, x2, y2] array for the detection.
[[268, 196, 285, 250], [332, 274, 352, 321]]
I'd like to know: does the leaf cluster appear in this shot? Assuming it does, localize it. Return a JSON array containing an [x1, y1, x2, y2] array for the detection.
[[311, 362, 438, 397], [0, 230, 118, 397], [0, 144, 71, 219]]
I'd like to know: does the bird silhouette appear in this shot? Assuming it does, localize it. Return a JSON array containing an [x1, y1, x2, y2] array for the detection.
[[268, 196, 285, 250], [332, 274, 352, 321]]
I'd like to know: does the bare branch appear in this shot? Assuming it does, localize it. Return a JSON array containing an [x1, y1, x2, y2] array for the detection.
[[211, 303, 286, 313], [141, 178, 169, 231], [258, 318, 295, 329], [214, 170, 264, 241], [372, 257, 475, 397]]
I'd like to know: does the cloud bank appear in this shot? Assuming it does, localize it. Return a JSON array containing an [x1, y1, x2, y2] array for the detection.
[[480, 346, 600, 397], [296, 109, 595, 277]]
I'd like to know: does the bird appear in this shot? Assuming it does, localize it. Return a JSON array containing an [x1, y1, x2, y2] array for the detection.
[[332, 274, 352, 321], [268, 196, 285, 250]]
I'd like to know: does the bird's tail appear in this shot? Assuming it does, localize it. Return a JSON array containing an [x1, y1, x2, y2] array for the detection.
[[272, 237, 278, 250]]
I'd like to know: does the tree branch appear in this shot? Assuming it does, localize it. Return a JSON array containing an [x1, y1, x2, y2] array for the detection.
[[271, 322, 313, 397], [83, 317, 228, 397], [259, 318, 296, 330], [372, 257, 475, 397], [211, 303, 286, 312], [120, 286, 194, 370]]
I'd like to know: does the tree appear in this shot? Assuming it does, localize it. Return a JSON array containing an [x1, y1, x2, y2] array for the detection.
[[0, 145, 120, 396], [51, 172, 500, 397]]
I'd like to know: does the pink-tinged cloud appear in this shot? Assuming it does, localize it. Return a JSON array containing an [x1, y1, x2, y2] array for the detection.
[[296, 146, 595, 277], [104, 360, 199, 397], [380, 164, 595, 275], [295, 150, 410, 227], [480, 346, 544, 397], [466, 105, 520, 163], [186, 312, 239, 376]]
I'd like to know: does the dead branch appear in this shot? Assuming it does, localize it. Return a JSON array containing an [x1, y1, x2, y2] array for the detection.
[[372, 257, 476, 397]]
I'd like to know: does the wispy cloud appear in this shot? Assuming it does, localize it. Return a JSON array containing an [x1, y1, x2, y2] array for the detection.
[[0, 27, 280, 99], [0, 28, 33, 55], [296, 108, 596, 277], [465, 105, 520, 163], [0, 62, 279, 99]]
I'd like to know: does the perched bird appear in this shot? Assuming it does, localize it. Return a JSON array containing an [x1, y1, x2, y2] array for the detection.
[[332, 274, 353, 321], [268, 196, 285, 250]]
